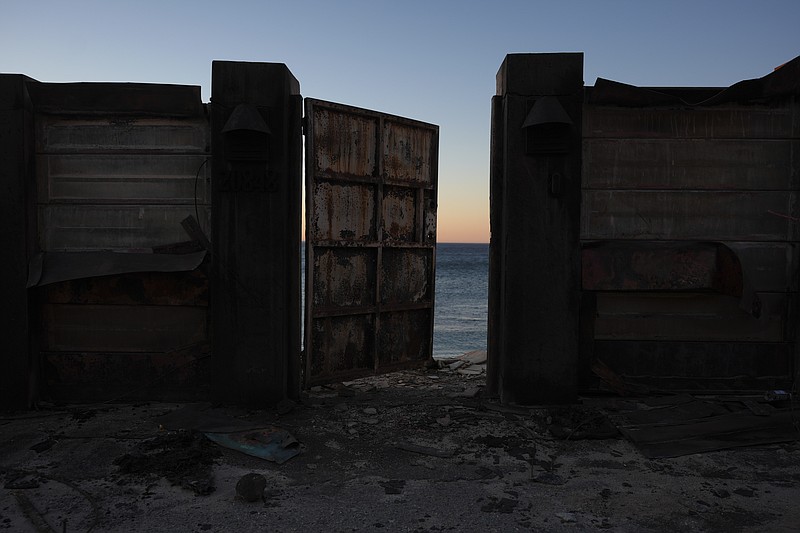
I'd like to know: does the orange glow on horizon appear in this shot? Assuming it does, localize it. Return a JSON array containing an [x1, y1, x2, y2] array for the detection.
[[435, 203, 489, 243]]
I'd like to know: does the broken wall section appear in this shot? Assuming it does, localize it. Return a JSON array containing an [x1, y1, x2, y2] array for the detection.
[[581, 59, 800, 390], [27, 81, 212, 403]]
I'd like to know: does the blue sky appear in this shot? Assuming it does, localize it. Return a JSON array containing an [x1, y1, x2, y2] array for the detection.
[[3, 0, 798, 241]]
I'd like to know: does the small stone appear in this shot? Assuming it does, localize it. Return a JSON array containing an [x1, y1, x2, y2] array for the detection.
[[363, 418, 379, 425], [436, 416, 452, 427], [448, 360, 466, 371], [306, 464, 318, 471], [236, 473, 266, 503], [363, 407, 378, 415], [333, 403, 348, 412]]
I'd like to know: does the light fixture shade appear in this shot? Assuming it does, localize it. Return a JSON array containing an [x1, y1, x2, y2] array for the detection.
[[222, 103, 272, 135], [522, 96, 573, 128]]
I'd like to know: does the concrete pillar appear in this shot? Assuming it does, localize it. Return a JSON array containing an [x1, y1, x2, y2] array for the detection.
[[210, 62, 302, 405], [487, 54, 583, 404], [0, 75, 37, 409]]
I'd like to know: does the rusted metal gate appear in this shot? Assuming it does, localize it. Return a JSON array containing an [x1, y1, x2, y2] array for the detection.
[[304, 99, 438, 386]]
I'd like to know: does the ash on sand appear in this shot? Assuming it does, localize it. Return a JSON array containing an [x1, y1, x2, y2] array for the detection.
[[113, 430, 221, 495], [1, 361, 799, 532]]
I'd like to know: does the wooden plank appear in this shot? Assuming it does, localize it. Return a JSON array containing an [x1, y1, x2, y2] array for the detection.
[[581, 242, 795, 292], [37, 153, 210, 204], [37, 115, 208, 153], [39, 204, 211, 251], [43, 348, 210, 403], [582, 139, 799, 190], [593, 292, 786, 342], [39, 270, 208, 306], [581, 241, 742, 294], [583, 105, 795, 139], [729, 242, 797, 292], [581, 190, 798, 241], [27, 82, 204, 116], [593, 340, 794, 379], [41, 304, 207, 352], [620, 410, 796, 459]]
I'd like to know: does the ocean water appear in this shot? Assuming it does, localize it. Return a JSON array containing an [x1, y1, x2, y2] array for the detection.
[[301, 243, 489, 359], [433, 243, 489, 359]]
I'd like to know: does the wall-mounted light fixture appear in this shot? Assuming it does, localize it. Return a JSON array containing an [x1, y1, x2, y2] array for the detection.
[[522, 96, 573, 155], [220, 103, 273, 192]]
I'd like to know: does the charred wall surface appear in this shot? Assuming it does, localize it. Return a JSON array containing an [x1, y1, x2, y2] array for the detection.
[[489, 53, 800, 403], [0, 77, 218, 405]]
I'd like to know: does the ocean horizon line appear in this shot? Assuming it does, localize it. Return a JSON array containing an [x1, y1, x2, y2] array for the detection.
[[299, 241, 489, 245]]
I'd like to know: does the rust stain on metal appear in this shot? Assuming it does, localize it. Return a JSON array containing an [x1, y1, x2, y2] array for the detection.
[[382, 187, 416, 242], [313, 107, 377, 178], [380, 249, 431, 304], [310, 315, 375, 381], [377, 310, 431, 366], [383, 121, 433, 184], [310, 181, 376, 242], [582, 242, 743, 296], [313, 249, 376, 308]]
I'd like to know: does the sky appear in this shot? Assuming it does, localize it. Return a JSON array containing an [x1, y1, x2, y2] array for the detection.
[[2, 1, 798, 243]]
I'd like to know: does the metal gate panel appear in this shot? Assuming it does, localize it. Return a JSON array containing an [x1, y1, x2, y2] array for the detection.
[[304, 99, 438, 386]]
